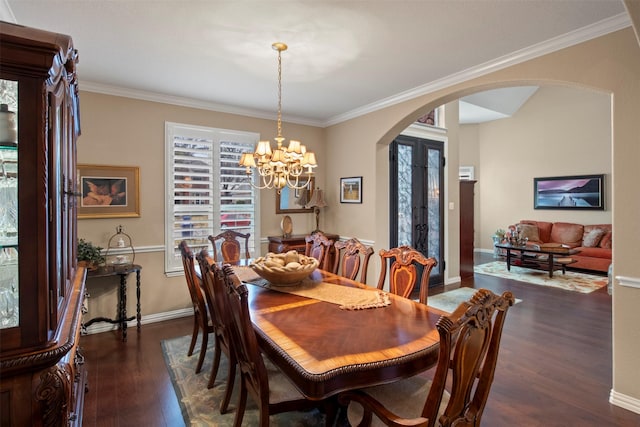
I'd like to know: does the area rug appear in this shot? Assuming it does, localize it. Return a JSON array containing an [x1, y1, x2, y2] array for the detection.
[[474, 261, 608, 294], [427, 287, 521, 314], [161, 335, 326, 426]]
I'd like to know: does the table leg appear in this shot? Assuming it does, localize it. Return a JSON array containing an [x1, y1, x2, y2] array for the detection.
[[548, 254, 554, 278], [121, 274, 128, 342], [136, 269, 141, 331], [506, 249, 512, 271]]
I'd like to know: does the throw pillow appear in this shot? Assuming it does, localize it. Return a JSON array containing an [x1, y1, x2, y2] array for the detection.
[[583, 228, 606, 247], [599, 231, 612, 249], [517, 223, 540, 242]]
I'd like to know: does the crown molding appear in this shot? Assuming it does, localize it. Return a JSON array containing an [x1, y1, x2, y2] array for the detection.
[[77, 12, 629, 129], [324, 12, 631, 127], [79, 81, 324, 128]]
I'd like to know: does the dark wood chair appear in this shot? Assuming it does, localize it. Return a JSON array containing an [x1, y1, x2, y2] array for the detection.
[[208, 230, 251, 264], [377, 245, 437, 304], [195, 250, 236, 413], [332, 237, 374, 284], [339, 288, 516, 427], [304, 231, 335, 270], [220, 265, 335, 426], [178, 240, 213, 374]]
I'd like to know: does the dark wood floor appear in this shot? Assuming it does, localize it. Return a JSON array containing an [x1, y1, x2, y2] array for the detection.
[[81, 253, 640, 426]]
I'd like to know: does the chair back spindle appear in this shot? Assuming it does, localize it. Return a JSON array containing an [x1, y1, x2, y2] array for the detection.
[[332, 237, 374, 284], [304, 231, 335, 270], [377, 245, 437, 304], [208, 230, 251, 264]]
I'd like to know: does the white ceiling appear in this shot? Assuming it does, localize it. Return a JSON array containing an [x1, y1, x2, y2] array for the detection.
[[2, 1, 630, 126]]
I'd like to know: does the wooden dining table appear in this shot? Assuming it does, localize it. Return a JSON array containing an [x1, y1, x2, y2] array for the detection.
[[242, 268, 443, 400]]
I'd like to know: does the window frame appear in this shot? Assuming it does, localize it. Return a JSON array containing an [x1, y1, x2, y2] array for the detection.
[[164, 122, 260, 275]]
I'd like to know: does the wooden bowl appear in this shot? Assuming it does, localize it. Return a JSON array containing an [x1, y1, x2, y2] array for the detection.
[[251, 257, 319, 286]]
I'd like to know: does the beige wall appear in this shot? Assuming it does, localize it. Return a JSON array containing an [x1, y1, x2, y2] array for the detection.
[[325, 28, 640, 409], [461, 85, 612, 251], [78, 93, 325, 317]]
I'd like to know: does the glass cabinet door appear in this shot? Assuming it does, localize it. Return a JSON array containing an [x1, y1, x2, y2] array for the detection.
[[0, 78, 19, 329]]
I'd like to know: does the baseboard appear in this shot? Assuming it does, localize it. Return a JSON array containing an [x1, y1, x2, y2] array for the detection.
[[83, 307, 192, 335], [610, 389, 640, 415], [446, 275, 461, 285]]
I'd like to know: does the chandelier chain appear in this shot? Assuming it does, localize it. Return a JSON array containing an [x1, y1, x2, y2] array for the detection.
[[276, 47, 283, 141]]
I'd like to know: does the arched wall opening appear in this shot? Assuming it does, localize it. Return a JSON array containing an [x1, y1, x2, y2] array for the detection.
[[324, 27, 640, 410], [372, 82, 612, 286]]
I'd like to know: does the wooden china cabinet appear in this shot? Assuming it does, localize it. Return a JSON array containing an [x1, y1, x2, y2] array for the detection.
[[0, 22, 87, 426]]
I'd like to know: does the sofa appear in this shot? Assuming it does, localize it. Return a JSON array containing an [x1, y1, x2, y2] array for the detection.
[[509, 220, 611, 273]]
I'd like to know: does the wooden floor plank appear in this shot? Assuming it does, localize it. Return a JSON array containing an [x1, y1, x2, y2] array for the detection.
[[81, 254, 640, 426]]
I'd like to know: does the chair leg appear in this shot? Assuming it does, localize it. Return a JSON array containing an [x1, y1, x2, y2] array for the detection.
[[208, 336, 222, 389], [233, 382, 248, 427], [219, 354, 236, 414], [187, 311, 199, 357], [323, 396, 339, 427], [195, 329, 208, 374], [259, 403, 270, 427]]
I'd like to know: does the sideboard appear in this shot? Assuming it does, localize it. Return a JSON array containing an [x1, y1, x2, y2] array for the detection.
[[268, 233, 339, 269]]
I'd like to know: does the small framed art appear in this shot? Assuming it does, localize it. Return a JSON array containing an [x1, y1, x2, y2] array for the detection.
[[340, 176, 362, 204], [78, 164, 141, 219]]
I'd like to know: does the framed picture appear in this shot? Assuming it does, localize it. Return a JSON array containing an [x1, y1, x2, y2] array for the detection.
[[78, 164, 141, 218], [533, 174, 605, 210], [340, 176, 362, 204], [275, 177, 314, 214]]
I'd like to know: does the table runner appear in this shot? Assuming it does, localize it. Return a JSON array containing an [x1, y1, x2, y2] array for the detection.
[[232, 266, 390, 310]]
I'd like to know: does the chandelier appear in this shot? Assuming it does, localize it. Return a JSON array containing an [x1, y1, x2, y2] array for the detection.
[[239, 42, 317, 193]]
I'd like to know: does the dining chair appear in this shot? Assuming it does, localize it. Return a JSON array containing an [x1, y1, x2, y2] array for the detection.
[[377, 245, 437, 304], [220, 265, 336, 427], [208, 229, 251, 264], [339, 288, 516, 427], [304, 231, 335, 270], [195, 250, 236, 413], [332, 237, 374, 284], [178, 240, 213, 374]]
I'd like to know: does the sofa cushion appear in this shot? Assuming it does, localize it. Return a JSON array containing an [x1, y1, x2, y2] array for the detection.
[[583, 228, 606, 247], [576, 246, 612, 259], [521, 220, 552, 242], [517, 223, 540, 242], [599, 231, 612, 249], [550, 222, 584, 248]]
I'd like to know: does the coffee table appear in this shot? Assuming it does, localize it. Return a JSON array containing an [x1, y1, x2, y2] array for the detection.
[[495, 243, 581, 278]]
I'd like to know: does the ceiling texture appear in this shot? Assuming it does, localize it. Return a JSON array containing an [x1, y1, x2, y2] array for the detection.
[[1, 1, 631, 126]]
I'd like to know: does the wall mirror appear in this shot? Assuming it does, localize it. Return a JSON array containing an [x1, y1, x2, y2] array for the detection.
[[275, 177, 315, 214]]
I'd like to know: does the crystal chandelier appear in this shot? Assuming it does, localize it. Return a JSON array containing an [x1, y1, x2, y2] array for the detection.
[[239, 42, 317, 193]]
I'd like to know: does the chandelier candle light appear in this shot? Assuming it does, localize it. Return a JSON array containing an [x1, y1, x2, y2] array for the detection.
[[239, 42, 317, 192]]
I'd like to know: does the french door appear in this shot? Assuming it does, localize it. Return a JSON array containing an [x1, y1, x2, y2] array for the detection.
[[390, 135, 444, 287]]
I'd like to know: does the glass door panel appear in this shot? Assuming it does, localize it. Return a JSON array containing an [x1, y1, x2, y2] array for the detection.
[[390, 136, 444, 287], [0, 78, 19, 328]]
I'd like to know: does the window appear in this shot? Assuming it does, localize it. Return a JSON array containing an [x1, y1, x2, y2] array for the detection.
[[164, 122, 259, 274]]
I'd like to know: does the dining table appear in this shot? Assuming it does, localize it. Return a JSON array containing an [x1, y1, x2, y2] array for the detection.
[[235, 266, 443, 400]]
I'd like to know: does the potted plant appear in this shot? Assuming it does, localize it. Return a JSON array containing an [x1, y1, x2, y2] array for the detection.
[[77, 238, 105, 270]]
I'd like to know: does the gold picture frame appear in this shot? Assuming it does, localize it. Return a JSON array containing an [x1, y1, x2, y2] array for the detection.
[[77, 164, 140, 219]]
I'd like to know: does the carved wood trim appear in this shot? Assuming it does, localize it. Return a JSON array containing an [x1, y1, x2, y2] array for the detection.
[[35, 364, 72, 427]]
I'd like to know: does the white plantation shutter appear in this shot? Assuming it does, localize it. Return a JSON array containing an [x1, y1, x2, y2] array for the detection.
[[165, 122, 259, 273]]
